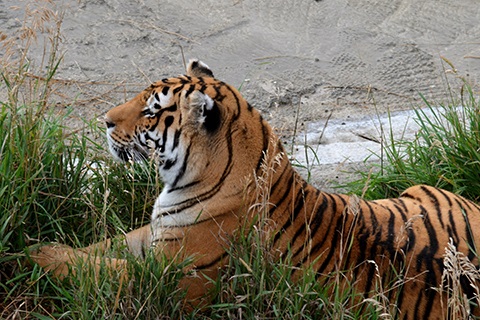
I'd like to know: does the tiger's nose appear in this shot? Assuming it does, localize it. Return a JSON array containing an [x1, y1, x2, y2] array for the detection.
[[103, 115, 115, 129], [106, 120, 115, 129]]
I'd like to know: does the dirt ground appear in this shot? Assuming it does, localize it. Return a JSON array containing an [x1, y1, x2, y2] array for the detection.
[[2, 0, 480, 189]]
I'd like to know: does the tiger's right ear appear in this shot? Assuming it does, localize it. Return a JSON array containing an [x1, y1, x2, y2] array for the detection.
[[182, 90, 221, 133], [186, 59, 214, 78]]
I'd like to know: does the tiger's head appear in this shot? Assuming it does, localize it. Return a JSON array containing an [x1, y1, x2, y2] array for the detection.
[[105, 59, 281, 224]]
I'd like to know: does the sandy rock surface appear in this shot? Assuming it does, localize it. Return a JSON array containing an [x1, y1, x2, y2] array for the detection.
[[2, 0, 479, 189]]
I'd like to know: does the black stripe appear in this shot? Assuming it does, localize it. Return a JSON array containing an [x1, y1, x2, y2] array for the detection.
[[184, 84, 195, 97], [413, 291, 424, 319], [163, 158, 177, 170], [352, 212, 367, 266], [390, 199, 408, 221], [290, 191, 329, 262], [457, 198, 477, 261], [447, 207, 460, 246], [212, 85, 226, 102], [435, 187, 453, 206], [158, 238, 181, 242], [152, 104, 177, 124], [342, 201, 365, 276], [148, 115, 161, 132], [420, 186, 444, 229], [314, 209, 346, 275], [172, 129, 181, 151], [307, 194, 345, 273], [422, 204, 439, 254], [400, 191, 420, 202], [423, 286, 439, 319], [159, 116, 174, 152], [171, 143, 191, 189], [173, 85, 185, 95], [272, 185, 306, 246], [168, 180, 200, 193], [255, 118, 270, 174], [290, 223, 306, 254], [456, 194, 475, 211], [414, 205, 439, 270], [397, 198, 416, 252], [164, 115, 174, 127], [366, 201, 379, 230], [222, 83, 241, 120], [195, 252, 228, 270], [267, 169, 294, 218], [385, 207, 396, 257], [362, 202, 382, 294], [291, 189, 322, 245], [161, 86, 169, 95], [270, 165, 292, 196], [413, 205, 439, 318]]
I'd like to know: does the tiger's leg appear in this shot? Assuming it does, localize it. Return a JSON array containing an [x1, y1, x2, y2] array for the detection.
[[30, 243, 127, 279], [30, 224, 152, 279], [81, 224, 152, 257]]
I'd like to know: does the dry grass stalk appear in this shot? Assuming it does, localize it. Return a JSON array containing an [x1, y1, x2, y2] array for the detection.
[[247, 137, 285, 246], [1, 1, 67, 119], [437, 238, 480, 319]]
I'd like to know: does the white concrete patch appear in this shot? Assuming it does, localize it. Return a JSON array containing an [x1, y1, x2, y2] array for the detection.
[[292, 107, 449, 167]]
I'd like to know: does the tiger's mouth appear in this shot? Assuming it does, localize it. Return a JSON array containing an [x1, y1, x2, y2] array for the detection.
[[108, 139, 150, 163]]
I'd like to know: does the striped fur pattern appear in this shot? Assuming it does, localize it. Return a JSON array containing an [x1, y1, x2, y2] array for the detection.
[[32, 59, 480, 319]]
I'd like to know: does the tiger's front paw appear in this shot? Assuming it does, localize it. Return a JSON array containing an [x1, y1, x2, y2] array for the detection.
[[28, 243, 76, 279]]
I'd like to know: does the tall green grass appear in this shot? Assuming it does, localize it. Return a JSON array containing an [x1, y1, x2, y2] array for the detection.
[[344, 77, 480, 318], [0, 1, 161, 317], [208, 225, 384, 319], [347, 80, 480, 202]]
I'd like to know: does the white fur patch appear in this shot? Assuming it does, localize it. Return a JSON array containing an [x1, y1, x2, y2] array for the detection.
[[146, 95, 155, 107], [151, 188, 204, 228], [146, 90, 173, 113], [190, 59, 210, 70], [203, 93, 214, 111], [187, 90, 215, 118], [158, 90, 173, 107]]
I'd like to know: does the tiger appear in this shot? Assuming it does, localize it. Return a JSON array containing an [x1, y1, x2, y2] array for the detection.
[[31, 59, 480, 319]]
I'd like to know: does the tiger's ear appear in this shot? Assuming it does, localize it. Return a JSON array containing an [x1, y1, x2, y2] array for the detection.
[[183, 90, 221, 132], [186, 59, 214, 78]]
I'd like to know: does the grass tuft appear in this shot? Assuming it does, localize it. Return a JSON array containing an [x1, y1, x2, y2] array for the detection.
[[347, 78, 480, 202], [0, 1, 159, 317]]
